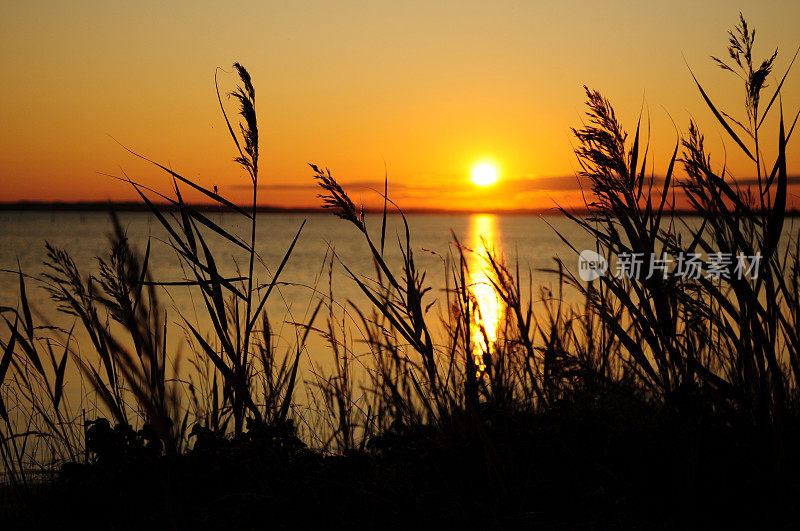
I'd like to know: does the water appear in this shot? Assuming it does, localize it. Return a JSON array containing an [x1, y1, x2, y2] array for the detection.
[[1, 209, 794, 466], [3, 210, 793, 375], [0, 209, 593, 426], [0, 210, 590, 330]]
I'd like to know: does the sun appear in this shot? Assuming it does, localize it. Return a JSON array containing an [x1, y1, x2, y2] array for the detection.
[[472, 163, 498, 186]]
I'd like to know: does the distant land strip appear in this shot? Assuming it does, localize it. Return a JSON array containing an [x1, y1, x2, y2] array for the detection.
[[0, 201, 571, 216], [2, 201, 800, 217]]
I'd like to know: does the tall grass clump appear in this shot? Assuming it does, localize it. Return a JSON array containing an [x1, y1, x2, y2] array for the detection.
[[309, 169, 601, 444], [43, 214, 185, 455], [114, 63, 313, 438], [0, 271, 81, 486], [675, 16, 800, 442], [3, 16, 800, 530], [553, 13, 800, 445], [0, 63, 317, 486], [305, 15, 799, 460]]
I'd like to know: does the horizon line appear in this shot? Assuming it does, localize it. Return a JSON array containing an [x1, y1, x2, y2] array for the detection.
[[4, 200, 797, 217]]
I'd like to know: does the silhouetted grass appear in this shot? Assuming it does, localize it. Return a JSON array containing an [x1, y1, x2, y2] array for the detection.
[[2, 14, 800, 529]]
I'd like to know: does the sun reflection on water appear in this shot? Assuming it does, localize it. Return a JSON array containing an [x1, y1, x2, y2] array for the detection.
[[468, 214, 504, 375]]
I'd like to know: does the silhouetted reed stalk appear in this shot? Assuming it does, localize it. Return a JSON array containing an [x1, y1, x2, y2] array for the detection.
[[112, 63, 311, 439], [550, 14, 799, 441], [675, 16, 800, 436], [0, 63, 314, 481], [311, 171, 588, 428], [313, 166, 451, 423]]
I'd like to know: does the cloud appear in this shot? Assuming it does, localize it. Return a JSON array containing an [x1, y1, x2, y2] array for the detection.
[[227, 173, 800, 211], [230, 174, 590, 194]]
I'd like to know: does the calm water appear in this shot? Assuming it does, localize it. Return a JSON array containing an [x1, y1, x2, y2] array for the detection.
[[0, 211, 593, 384], [3, 209, 796, 444]]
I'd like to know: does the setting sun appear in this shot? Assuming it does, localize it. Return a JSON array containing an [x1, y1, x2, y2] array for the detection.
[[472, 163, 499, 187]]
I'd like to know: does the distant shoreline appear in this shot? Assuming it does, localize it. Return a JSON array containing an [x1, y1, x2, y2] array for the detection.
[[1, 201, 783, 217], [0, 200, 568, 216]]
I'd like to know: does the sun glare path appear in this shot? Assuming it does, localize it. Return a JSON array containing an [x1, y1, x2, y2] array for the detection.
[[471, 163, 498, 186], [468, 214, 504, 376]]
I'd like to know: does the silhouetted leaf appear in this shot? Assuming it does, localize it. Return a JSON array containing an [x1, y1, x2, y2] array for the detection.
[[53, 326, 72, 410], [764, 107, 787, 262], [689, 69, 756, 161], [18, 267, 33, 339], [757, 45, 799, 130], [248, 220, 306, 332]]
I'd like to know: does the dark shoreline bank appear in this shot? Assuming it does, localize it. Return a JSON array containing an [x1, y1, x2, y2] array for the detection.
[[4, 201, 794, 217]]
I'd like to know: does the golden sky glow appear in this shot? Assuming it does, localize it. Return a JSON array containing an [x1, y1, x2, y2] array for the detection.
[[2, 1, 800, 211]]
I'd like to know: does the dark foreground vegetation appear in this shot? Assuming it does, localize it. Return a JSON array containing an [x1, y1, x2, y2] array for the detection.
[[2, 15, 800, 529], [6, 401, 800, 529]]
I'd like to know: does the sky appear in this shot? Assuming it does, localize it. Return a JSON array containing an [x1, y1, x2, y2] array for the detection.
[[2, 0, 799, 211]]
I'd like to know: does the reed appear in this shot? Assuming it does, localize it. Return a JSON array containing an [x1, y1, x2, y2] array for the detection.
[[114, 63, 312, 440], [1, 13, 799, 528]]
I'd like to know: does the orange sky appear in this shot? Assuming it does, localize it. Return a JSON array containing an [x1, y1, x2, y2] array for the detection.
[[2, 1, 799, 211]]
